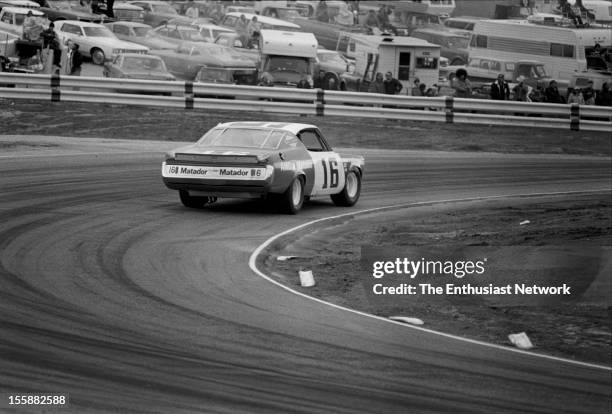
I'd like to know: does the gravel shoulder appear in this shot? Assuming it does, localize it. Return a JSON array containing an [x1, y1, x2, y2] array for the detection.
[[1, 99, 611, 156]]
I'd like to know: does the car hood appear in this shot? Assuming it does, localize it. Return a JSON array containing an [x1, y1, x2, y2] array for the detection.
[[86, 37, 148, 50], [137, 36, 176, 50]]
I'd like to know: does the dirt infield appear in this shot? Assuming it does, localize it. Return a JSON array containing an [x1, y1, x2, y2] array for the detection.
[[263, 193, 612, 365], [2, 99, 611, 156]]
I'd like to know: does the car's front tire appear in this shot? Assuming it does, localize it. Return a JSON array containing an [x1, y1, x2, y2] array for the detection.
[[331, 170, 361, 207], [179, 190, 210, 209], [91, 48, 105, 65], [282, 176, 304, 214]]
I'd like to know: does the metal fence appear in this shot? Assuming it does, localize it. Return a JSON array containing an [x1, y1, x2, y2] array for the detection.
[[1, 73, 611, 132]]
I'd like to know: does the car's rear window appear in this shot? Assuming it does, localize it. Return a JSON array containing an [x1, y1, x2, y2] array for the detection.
[[197, 128, 284, 149]]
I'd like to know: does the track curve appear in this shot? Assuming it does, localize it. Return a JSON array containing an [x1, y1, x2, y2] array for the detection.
[[0, 137, 610, 413]]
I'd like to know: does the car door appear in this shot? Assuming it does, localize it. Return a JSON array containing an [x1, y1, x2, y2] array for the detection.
[[296, 128, 345, 196]]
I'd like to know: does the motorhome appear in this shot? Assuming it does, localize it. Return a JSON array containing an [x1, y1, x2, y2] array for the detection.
[[469, 19, 611, 80], [258, 29, 318, 88], [338, 34, 441, 92]]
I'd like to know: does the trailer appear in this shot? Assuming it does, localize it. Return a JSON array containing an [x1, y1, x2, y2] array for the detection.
[[338, 33, 441, 92]]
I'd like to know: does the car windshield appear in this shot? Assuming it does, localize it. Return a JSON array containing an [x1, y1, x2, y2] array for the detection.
[[267, 56, 309, 74], [445, 37, 469, 49], [133, 26, 150, 36], [196, 68, 232, 82], [181, 30, 205, 41], [197, 128, 281, 149], [123, 56, 165, 72], [152, 4, 178, 15], [534, 65, 547, 78], [84, 26, 115, 38], [318, 52, 345, 65]]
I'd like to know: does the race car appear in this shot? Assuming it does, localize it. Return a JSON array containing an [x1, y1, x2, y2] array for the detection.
[[161, 122, 364, 214]]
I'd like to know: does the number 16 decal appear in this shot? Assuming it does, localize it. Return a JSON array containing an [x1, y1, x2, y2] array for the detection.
[[321, 159, 339, 189]]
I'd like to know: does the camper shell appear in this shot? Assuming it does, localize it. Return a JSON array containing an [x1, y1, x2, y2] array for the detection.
[[338, 33, 441, 92], [258, 29, 318, 88]]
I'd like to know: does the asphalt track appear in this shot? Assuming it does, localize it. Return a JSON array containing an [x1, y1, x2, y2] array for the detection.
[[0, 136, 610, 413]]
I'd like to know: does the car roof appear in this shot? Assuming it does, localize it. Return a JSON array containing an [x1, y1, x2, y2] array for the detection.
[[217, 122, 316, 135], [55, 20, 105, 27], [1, 6, 44, 14], [107, 21, 151, 28]]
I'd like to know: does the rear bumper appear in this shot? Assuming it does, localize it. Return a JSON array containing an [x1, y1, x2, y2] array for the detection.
[[163, 178, 271, 199]]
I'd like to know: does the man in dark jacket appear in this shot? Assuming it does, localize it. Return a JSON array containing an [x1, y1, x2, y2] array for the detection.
[[69, 43, 83, 76], [383, 71, 402, 95], [490, 74, 510, 100], [544, 80, 566, 104]]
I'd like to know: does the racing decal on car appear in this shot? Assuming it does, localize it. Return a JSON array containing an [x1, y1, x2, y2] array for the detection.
[[308, 152, 345, 196], [162, 164, 271, 180]]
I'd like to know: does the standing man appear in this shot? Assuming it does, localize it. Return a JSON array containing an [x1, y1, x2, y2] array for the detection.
[[451, 68, 472, 98], [185, 0, 199, 19], [490, 74, 510, 100], [69, 42, 83, 76], [512, 76, 529, 101], [383, 71, 402, 95]]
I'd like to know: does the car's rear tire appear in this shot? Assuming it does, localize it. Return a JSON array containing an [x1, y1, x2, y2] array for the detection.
[[179, 190, 210, 209], [282, 176, 304, 214], [91, 48, 105, 65], [331, 170, 361, 207]]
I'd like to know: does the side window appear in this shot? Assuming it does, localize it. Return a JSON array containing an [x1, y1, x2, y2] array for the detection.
[[233, 39, 243, 47], [284, 134, 300, 148], [114, 25, 129, 35], [491, 61, 501, 71], [216, 37, 229, 46], [475, 35, 487, 48], [298, 130, 326, 152], [1, 12, 12, 24]]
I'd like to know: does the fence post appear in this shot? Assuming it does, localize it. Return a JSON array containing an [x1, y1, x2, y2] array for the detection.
[[316, 88, 324, 116], [185, 81, 194, 110], [51, 73, 60, 102], [570, 103, 580, 131], [445, 96, 454, 123]]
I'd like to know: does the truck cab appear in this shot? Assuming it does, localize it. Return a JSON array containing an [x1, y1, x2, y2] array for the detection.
[[258, 29, 318, 88]]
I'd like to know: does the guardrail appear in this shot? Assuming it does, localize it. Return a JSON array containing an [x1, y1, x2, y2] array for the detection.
[[1, 73, 611, 132]]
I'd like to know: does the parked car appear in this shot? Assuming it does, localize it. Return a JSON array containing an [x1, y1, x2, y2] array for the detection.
[[128, 0, 178, 27], [315, 48, 353, 88], [148, 24, 205, 46], [111, 1, 145, 22], [410, 27, 470, 66], [194, 65, 257, 86], [40, 0, 108, 23], [151, 42, 256, 80], [161, 122, 364, 214], [218, 12, 300, 31], [0, 6, 47, 37], [0, 0, 40, 10], [103, 52, 174, 80], [53, 19, 148, 64], [105, 21, 174, 49], [191, 22, 234, 43], [213, 31, 259, 62]]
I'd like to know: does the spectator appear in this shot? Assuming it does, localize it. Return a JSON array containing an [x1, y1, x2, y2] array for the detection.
[[451, 68, 471, 98], [590, 43, 602, 57], [596, 82, 612, 106], [69, 42, 83, 76], [185, 0, 199, 19], [365, 10, 379, 28], [377, 4, 396, 35], [247, 16, 261, 42], [41, 21, 56, 48], [512, 76, 529, 101], [529, 85, 545, 103], [314, 70, 326, 89], [490, 73, 510, 100], [582, 80, 596, 105], [544, 80, 566, 103], [410, 78, 421, 96], [418, 83, 427, 96], [316, 1, 329, 23], [368, 72, 385, 94], [236, 14, 249, 46], [567, 88, 585, 105], [426, 84, 438, 97], [383, 71, 402, 95]]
